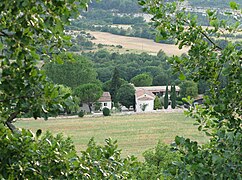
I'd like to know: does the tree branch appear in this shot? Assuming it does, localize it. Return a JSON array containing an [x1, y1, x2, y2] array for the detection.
[[200, 31, 223, 50], [5, 111, 20, 132], [0, 31, 14, 37]]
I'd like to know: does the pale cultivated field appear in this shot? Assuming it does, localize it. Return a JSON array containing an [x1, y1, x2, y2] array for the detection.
[[89, 31, 189, 56], [16, 112, 208, 160]]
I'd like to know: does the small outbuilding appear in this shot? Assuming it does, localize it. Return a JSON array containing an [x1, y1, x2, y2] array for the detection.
[[98, 92, 112, 110], [135, 88, 155, 112]]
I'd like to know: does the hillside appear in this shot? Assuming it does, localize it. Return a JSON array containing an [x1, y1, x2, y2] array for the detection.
[[88, 31, 188, 56]]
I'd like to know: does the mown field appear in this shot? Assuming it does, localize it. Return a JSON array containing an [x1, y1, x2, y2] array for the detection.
[[16, 112, 208, 160], [88, 31, 189, 56]]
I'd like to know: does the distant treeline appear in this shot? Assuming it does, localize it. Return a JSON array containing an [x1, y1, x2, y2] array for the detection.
[[189, 0, 242, 8], [89, 0, 141, 13], [82, 50, 177, 84]]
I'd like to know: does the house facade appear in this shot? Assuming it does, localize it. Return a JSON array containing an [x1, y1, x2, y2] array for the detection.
[[135, 86, 180, 112], [135, 89, 155, 112], [97, 92, 112, 110]]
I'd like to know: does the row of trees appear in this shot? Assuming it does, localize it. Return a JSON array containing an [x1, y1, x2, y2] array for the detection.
[[43, 54, 199, 113]]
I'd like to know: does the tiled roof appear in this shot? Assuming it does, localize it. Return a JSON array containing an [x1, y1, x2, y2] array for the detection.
[[135, 86, 180, 92], [137, 96, 155, 101], [98, 92, 111, 102], [135, 89, 155, 98]]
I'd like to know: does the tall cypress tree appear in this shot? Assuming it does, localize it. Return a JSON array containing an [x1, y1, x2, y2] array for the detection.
[[164, 85, 169, 109], [110, 67, 122, 103], [171, 85, 176, 109]]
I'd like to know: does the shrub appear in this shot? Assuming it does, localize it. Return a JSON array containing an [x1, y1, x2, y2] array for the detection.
[[154, 96, 162, 110], [103, 107, 110, 116], [0, 128, 140, 179], [138, 141, 181, 179], [78, 110, 85, 117], [0, 128, 77, 179]]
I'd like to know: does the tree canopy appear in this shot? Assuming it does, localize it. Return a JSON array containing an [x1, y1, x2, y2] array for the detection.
[[130, 73, 153, 87], [139, 0, 242, 178], [74, 83, 103, 113], [44, 54, 97, 89], [117, 84, 135, 109], [0, 0, 90, 130]]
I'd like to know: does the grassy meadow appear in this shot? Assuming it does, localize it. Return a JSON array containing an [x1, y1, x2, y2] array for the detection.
[[16, 112, 208, 160]]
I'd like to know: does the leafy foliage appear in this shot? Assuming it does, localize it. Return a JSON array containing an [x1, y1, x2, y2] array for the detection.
[[154, 96, 162, 110], [180, 80, 198, 98], [0, 128, 77, 179], [130, 73, 153, 87], [44, 54, 97, 89], [170, 85, 176, 109], [139, 141, 181, 179], [117, 84, 135, 109], [74, 83, 103, 113], [139, 0, 242, 178], [110, 67, 122, 103], [78, 110, 85, 118], [103, 107, 111, 116], [0, 127, 140, 179], [0, 0, 90, 130], [82, 51, 173, 83]]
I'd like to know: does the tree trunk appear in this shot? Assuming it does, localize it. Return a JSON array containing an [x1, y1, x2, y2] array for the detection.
[[88, 103, 92, 113]]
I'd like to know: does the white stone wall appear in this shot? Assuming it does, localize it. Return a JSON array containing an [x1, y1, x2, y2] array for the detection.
[[136, 100, 154, 112], [101, 101, 112, 110]]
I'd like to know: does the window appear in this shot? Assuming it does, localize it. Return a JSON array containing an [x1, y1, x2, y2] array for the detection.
[[104, 103, 107, 106]]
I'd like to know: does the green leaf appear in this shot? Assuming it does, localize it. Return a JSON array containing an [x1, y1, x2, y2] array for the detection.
[[179, 73, 186, 80], [0, 42, 3, 51], [230, 1, 239, 10]]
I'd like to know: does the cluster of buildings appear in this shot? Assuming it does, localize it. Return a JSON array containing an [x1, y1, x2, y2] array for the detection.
[[80, 86, 180, 113]]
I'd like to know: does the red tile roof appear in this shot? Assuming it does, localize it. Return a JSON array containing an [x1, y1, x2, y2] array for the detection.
[[135, 89, 155, 98], [98, 92, 111, 102]]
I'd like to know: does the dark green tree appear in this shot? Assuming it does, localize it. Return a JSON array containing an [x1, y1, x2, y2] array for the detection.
[[154, 96, 162, 110], [117, 84, 135, 109], [170, 85, 176, 109], [164, 85, 169, 109], [130, 73, 153, 87], [0, 0, 90, 131], [153, 73, 169, 86], [44, 54, 97, 89], [74, 83, 103, 113], [180, 80, 198, 98], [110, 67, 122, 103]]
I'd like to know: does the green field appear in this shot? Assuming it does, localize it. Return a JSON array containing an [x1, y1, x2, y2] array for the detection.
[[15, 112, 208, 160]]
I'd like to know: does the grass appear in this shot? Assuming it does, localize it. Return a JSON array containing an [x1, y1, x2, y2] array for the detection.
[[15, 112, 208, 160]]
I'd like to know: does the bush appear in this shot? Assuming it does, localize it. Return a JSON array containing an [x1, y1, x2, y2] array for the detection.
[[103, 107, 110, 116], [78, 110, 85, 117], [0, 128, 77, 179], [0, 128, 140, 179], [138, 141, 181, 179]]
